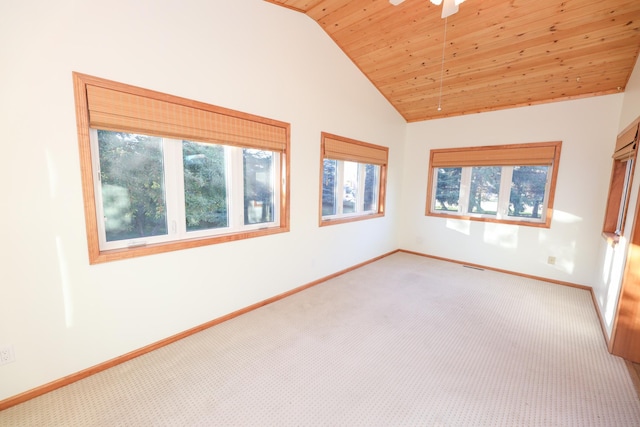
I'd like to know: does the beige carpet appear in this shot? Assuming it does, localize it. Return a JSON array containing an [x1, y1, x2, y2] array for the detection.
[[2, 252, 639, 426]]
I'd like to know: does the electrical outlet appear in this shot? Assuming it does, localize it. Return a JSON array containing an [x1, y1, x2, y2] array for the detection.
[[0, 346, 15, 365], [547, 256, 556, 265]]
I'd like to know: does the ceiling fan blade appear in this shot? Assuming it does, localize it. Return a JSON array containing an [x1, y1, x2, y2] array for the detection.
[[390, 0, 461, 18], [441, 0, 459, 18]]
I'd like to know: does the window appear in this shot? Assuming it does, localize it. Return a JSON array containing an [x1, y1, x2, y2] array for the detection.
[[426, 141, 562, 228], [73, 73, 290, 263], [602, 121, 639, 242], [320, 132, 388, 225]]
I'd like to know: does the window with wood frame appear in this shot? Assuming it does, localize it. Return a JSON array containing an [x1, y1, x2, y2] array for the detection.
[[319, 132, 388, 226], [73, 72, 290, 264], [426, 141, 562, 228], [602, 120, 639, 243]]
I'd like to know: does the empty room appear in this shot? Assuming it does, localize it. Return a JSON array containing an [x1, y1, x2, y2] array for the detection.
[[2, 0, 640, 425]]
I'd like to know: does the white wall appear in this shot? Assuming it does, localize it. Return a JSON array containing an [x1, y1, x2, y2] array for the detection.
[[0, 0, 405, 400], [593, 54, 640, 337], [398, 94, 624, 287]]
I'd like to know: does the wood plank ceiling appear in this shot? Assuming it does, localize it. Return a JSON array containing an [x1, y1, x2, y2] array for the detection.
[[265, 0, 640, 122]]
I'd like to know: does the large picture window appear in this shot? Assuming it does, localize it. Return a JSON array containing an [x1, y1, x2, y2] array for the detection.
[[320, 133, 388, 226], [73, 73, 290, 263], [426, 141, 561, 227]]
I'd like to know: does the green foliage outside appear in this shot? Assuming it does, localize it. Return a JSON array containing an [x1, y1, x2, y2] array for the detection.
[[243, 149, 274, 224], [322, 159, 337, 215], [435, 165, 548, 217], [435, 167, 462, 211], [469, 166, 501, 214], [98, 130, 167, 241], [182, 141, 228, 231], [321, 161, 379, 215], [98, 131, 275, 242], [509, 166, 548, 218], [363, 164, 378, 211]]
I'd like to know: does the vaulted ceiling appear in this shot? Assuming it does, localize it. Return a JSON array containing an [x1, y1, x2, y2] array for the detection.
[[265, 0, 640, 122]]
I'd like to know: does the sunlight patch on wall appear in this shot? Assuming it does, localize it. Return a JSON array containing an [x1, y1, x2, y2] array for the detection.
[[538, 228, 576, 274], [483, 222, 518, 249], [551, 210, 582, 224], [446, 218, 470, 235], [56, 236, 74, 328], [605, 237, 628, 328], [602, 242, 614, 284], [555, 255, 576, 275]]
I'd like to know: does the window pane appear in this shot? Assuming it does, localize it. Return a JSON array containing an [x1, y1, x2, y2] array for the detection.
[[244, 149, 275, 225], [508, 165, 548, 218], [469, 166, 501, 215], [322, 159, 338, 216], [435, 167, 462, 212], [183, 141, 228, 231], [617, 159, 634, 233], [97, 130, 167, 242], [343, 161, 358, 214], [363, 164, 379, 212]]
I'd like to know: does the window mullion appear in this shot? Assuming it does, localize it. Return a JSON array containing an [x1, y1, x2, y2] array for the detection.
[[459, 167, 471, 214], [230, 147, 244, 228], [163, 138, 183, 238], [357, 163, 366, 213], [497, 166, 513, 219], [272, 153, 281, 223], [430, 168, 440, 213], [617, 159, 634, 232], [336, 161, 345, 215]]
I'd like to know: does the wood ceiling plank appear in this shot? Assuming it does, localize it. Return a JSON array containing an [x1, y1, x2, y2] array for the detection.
[[356, 7, 640, 79], [366, 23, 639, 92], [266, 0, 640, 121], [387, 53, 633, 102], [394, 67, 629, 117], [394, 57, 631, 103]]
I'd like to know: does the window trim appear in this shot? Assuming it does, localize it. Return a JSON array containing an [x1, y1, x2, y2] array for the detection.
[[73, 72, 290, 264], [425, 141, 562, 228], [319, 132, 388, 227], [602, 119, 639, 244]]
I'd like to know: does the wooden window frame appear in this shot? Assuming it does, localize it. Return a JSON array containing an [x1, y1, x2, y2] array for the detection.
[[426, 141, 562, 228], [319, 132, 388, 227], [602, 119, 639, 244], [73, 72, 290, 264]]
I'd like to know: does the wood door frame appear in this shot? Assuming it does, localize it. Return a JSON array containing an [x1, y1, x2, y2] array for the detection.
[[610, 182, 640, 362]]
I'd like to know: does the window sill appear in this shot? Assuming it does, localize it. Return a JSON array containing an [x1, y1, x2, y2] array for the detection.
[[602, 231, 620, 246], [319, 212, 384, 227], [89, 226, 289, 264], [426, 211, 551, 228]]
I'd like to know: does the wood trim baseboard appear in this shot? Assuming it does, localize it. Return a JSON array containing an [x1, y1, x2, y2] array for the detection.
[[589, 287, 611, 348], [400, 249, 590, 289], [0, 250, 399, 412]]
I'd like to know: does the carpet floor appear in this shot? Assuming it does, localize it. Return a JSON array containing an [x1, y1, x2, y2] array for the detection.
[[1, 252, 639, 426]]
